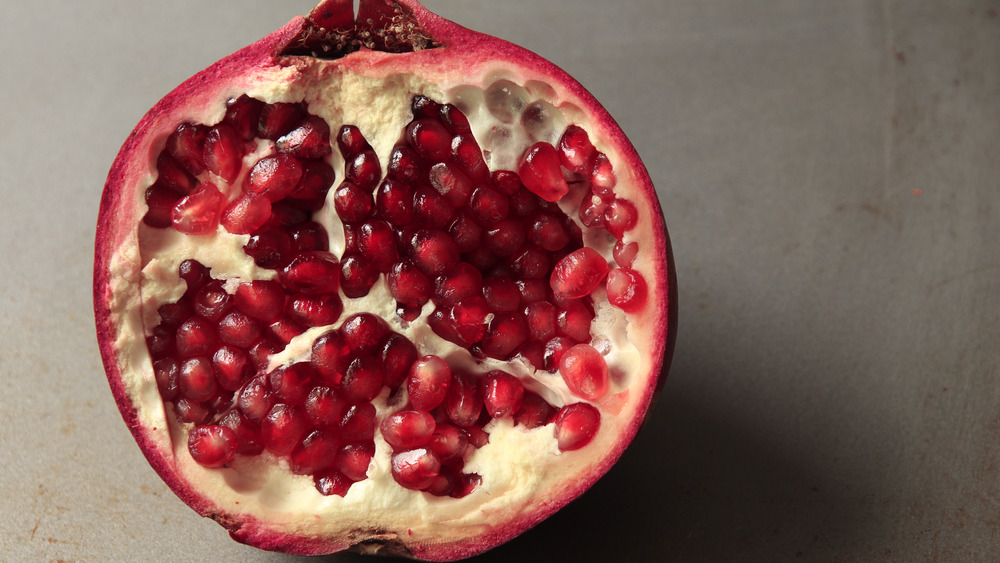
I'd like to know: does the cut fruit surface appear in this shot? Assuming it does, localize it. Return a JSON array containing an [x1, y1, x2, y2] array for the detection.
[[94, 1, 676, 561]]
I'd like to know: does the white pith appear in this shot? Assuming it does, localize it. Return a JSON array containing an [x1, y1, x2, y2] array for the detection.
[[107, 52, 662, 548]]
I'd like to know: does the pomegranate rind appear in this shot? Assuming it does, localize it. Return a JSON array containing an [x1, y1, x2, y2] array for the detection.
[[94, 1, 677, 560]]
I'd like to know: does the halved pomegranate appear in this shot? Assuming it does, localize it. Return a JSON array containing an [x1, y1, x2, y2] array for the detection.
[[94, 0, 677, 560]]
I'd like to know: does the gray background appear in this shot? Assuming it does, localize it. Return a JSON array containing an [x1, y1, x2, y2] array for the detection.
[[2, 0, 998, 560]]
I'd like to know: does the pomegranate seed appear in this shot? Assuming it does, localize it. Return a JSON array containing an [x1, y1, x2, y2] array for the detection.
[[428, 423, 469, 463], [428, 162, 474, 208], [191, 281, 230, 322], [187, 425, 237, 468], [337, 443, 375, 481], [450, 296, 490, 343], [261, 403, 309, 456], [265, 201, 309, 228], [613, 240, 639, 267], [285, 293, 341, 327], [450, 473, 482, 499], [517, 279, 549, 304], [290, 429, 341, 475], [557, 301, 594, 343], [221, 193, 272, 235], [485, 217, 527, 257], [426, 474, 456, 498], [337, 124, 371, 157], [465, 425, 490, 448], [444, 372, 483, 427], [510, 245, 551, 280], [427, 307, 468, 347], [468, 186, 510, 227], [340, 403, 377, 442], [158, 299, 193, 328], [579, 190, 608, 228], [516, 341, 545, 370], [451, 133, 490, 182], [258, 101, 306, 140], [315, 470, 353, 496], [248, 339, 281, 372], [387, 144, 427, 184], [557, 124, 597, 174], [156, 152, 197, 194], [339, 253, 380, 298], [517, 142, 569, 202], [342, 356, 386, 403], [447, 211, 483, 253], [543, 336, 574, 372], [491, 170, 521, 196], [144, 183, 182, 228], [232, 281, 285, 323], [154, 358, 179, 400], [223, 95, 264, 141], [217, 310, 262, 349], [217, 409, 264, 455], [288, 221, 329, 253], [276, 115, 332, 159], [440, 103, 472, 134], [603, 198, 638, 239], [406, 119, 451, 162], [558, 343, 608, 400], [278, 251, 340, 294], [202, 123, 244, 183], [267, 316, 306, 345], [525, 302, 558, 341], [237, 375, 274, 422], [606, 267, 648, 313], [480, 313, 529, 360], [304, 386, 347, 428], [433, 262, 483, 307], [172, 181, 225, 235], [411, 95, 442, 119], [391, 448, 441, 490], [244, 226, 293, 269], [481, 370, 525, 419], [166, 122, 208, 176], [268, 363, 314, 405], [407, 355, 452, 411], [341, 313, 391, 355], [377, 335, 417, 391], [387, 260, 433, 307], [212, 345, 251, 392], [311, 330, 351, 383], [550, 248, 609, 299], [147, 326, 174, 358], [248, 154, 304, 202], [174, 398, 210, 425], [412, 185, 455, 229], [590, 152, 617, 197], [554, 402, 601, 451], [529, 214, 571, 252], [482, 277, 521, 313], [375, 178, 415, 225], [345, 149, 382, 190], [175, 317, 218, 358], [287, 161, 335, 211], [514, 392, 555, 428], [333, 181, 374, 224], [408, 229, 460, 277], [381, 410, 437, 450], [357, 219, 399, 273]]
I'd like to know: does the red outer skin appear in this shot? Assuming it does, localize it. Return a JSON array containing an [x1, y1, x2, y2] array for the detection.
[[93, 1, 678, 560]]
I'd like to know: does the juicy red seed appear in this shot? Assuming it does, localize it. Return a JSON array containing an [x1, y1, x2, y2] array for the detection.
[[380, 410, 437, 450], [212, 345, 251, 392], [408, 229, 460, 277], [341, 313, 391, 355], [554, 402, 601, 451], [244, 226, 293, 269], [447, 211, 483, 253], [261, 404, 309, 456], [518, 142, 569, 202], [338, 443, 375, 482], [603, 198, 638, 239], [233, 280, 285, 323], [147, 326, 174, 358], [557, 301, 595, 343], [411, 95, 442, 119], [428, 423, 469, 462], [223, 94, 264, 141], [606, 267, 648, 313], [510, 245, 551, 280], [406, 119, 452, 162], [407, 355, 452, 412], [450, 133, 490, 182], [433, 262, 483, 307], [381, 334, 419, 390], [559, 343, 609, 400], [509, 188, 545, 220], [202, 123, 244, 183], [217, 310, 262, 349], [157, 299, 193, 328], [276, 115, 332, 160], [265, 201, 309, 228], [550, 248, 609, 299], [156, 152, 197, 194], [288, 160, 336, 211], [144, 183, 182, 228], [175, 317, 218, 358], [333, 181, 374, 224], [529, 214, 571, 252], [557, 124, 597, 174], [178, 357, 218, 402], [248, 154, 304, 202], [305, 386, 347, 428], [439, 103, 472, 134], [481, 370, 525, 419], [480, 313, 529, 360], [357, 220, 399, 273], [450, 473, 482, 499], [221, 193, 272, 235], [279, 251, 340, 294], [465, 425, 490, 448], [544, 336, 575, 372], [339, 253, 380, 298], [468, 186, 510, 227], [427, 307, 468, 347], [375, 178, 415, 225], [461, 247, 498, 274], [238, 375, 273, 422], [218, 409, 264, 455], [579, 190, 608, 228], [192, 281, 230, 321], [514, 392, 555, 428], [412, 186, 456, 229], [391, 449, 441, 490], [258, 101, 307, 140], [188, 425, 237, 468], [590, 152, 617, 197], [154, 358, 179, 400], [174, 398, 210, 424], [485, 217, 527, 258], [248, 339, 281, 372], [525, 302, 558, 341], [517, 279, 549, 305], [398, 302, 423, 322], [269, 363, 315, 405], [482, 277, 521, 313], [337, 124, 371, 158], [613, 240, 639, 267], [172, 182, 225, 235], [450, 296, 490, 343], [340, 403, 377, 442], [492, 170, 522, 196], [342, 356, 386, 403], [387, 260, 433, 307], [428, 162, 473, 207], [387, 144, 427, 184], [267, 316, 306, 345], [427, 474, 455, 498], [166, 122, 208, 176], [311, 330, 351, 383], [445, 372, 482, 427], [315, 470, 353, 496], [290, 429, 341, 475], [287, 293, 342, 327], [517, 341, 546, 370], [289, 221, 329, 253], [346, 149, 381, 190]]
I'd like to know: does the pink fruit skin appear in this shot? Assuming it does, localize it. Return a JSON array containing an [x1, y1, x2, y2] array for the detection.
[[93, 0, 677, 560]]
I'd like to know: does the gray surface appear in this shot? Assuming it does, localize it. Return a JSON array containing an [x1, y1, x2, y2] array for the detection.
[[1, 0, 998, 560]]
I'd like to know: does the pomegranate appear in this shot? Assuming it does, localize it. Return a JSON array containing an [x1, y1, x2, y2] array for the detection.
[[94, 0, 677, 560]]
